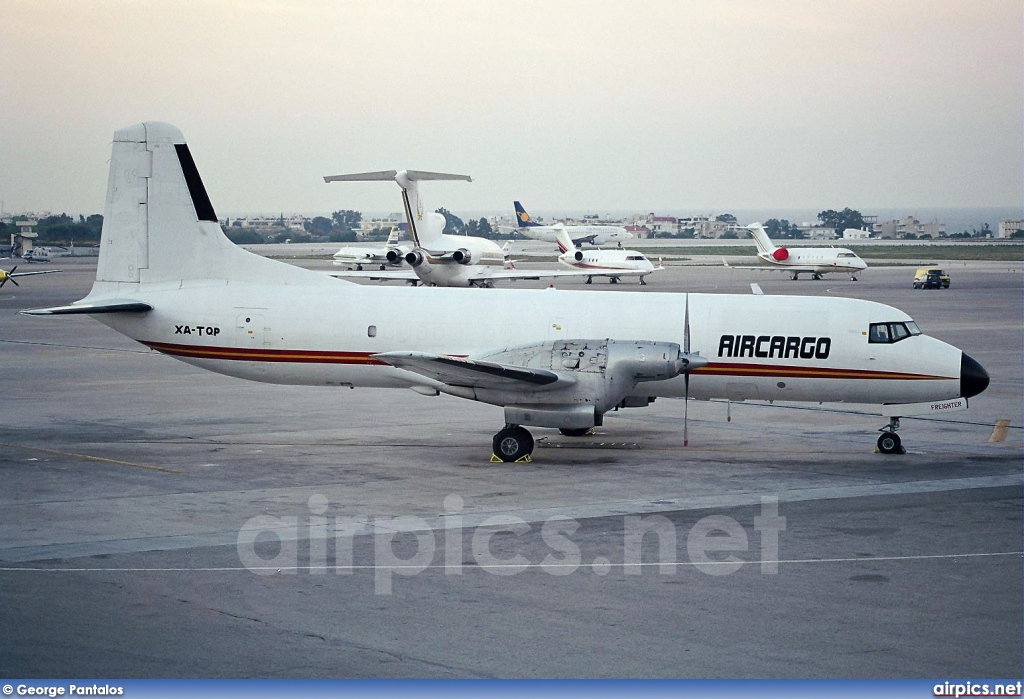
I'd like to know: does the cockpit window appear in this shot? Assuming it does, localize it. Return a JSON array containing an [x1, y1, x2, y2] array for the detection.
[[838, 252, 856, 258], [869, 321, 920, 344]]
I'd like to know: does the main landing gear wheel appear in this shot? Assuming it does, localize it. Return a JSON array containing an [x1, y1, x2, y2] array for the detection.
[[558, 427, 593, 437], [812, 273, 823, 280], [877, 417, 906, 454], [639, 276, 647, 286], [492, 425, 534, 462], [585, 276, 593, 284], [877, 432, 903, 454]]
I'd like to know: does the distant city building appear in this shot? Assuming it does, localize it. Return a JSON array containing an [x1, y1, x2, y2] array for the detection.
[[231, 215, 306, 232], [11, 219, 39, 256], [645, 214, 678, 236], [872, 216, 945, 239], [624, 224, 650, 239], [842, 228, 873, 240], [798, 225, 837, 240], [997, 219, 1022, 238]]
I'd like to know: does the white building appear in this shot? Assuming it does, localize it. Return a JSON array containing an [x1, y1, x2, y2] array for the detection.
[[997, 220, 1022, 238], [873, 216, 945, 239]]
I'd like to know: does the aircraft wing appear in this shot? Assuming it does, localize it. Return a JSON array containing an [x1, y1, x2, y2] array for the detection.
[[326, 269, 421, 282], [558, 265, 661, 278], [10, 269, 63, 278], [723, 261, 821, 274], [571, 234, 598, 246], [373, 351, 574, 391], [465, 268, 608, 282]]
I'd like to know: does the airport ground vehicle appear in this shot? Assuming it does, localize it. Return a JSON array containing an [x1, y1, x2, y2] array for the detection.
[[913, 268, 950, 289]]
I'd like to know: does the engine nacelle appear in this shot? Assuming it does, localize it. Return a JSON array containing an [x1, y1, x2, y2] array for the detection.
[[386, 249, 403, 264], [405, 249, 425, 267], [772, 247, 790, 261], [574, 250, 583, 262], [452, 248, 473, 265], [468, 339, 704, 429], [605, 340, 686, 383]]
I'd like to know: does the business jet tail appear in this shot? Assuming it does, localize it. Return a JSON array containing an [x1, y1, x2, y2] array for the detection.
[[325, 170, 471, 247], [746, 222, 779, 257]]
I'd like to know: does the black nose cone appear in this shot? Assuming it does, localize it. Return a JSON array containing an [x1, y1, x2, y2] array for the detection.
[[961, 353, 990, 398]]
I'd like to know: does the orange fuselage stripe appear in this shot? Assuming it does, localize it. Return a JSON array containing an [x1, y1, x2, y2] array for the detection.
[[142, 341, 952, 381]]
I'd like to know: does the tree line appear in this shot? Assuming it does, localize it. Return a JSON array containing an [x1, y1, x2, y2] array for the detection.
[[4, 207, 1011, 247]]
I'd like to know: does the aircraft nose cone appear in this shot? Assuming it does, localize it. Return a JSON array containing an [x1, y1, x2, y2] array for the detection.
[[960, 352, 990, 398]]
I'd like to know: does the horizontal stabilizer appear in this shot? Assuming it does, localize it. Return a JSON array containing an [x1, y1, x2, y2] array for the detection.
[[324, 170, 472, 183], [21, 301, 153, 316], [373, 351, 571, 390]]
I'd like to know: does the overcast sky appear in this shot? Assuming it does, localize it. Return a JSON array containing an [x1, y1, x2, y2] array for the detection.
[[2, 0, 1021, 217]]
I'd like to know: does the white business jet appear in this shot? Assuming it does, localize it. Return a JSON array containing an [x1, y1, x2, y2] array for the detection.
[[24, 123, 989, 462], [332, 227, 409, 271], [728, 223, 868, 280], [514, 201, 633, 247], [553, 227, 660, 285], [323, 171, 623, 288]]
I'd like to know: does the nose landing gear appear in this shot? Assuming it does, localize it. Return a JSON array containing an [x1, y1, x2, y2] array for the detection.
[[877, 417, 906, 454]]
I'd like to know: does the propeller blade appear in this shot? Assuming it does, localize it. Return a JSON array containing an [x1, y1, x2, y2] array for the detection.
[[683, 373, 689, 447], [9, 265, 18, 276], [9, 277, 19, 287], [683, 294, 690, 446]]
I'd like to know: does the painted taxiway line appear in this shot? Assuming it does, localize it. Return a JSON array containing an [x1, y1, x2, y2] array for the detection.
[[0, 473, 1017, 564]]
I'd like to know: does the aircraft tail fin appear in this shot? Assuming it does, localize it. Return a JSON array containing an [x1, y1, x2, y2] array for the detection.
[[514, 201, 540, 227], [90, 122, 303, 290], [553, 225, 574, 255], [385, 227, 400, 246], [746, 223, 777, 257]]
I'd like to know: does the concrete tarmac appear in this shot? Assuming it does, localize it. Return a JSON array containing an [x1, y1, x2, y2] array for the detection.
[[1, 257, 1020, 678]]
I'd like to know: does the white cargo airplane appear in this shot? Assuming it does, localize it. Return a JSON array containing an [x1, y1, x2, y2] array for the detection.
[[332, 227, 409, 271], [514, 201, 633, 247], [554, 227, 660, 285], [24, 123, 989, 462], [727, 222, 868, 280]]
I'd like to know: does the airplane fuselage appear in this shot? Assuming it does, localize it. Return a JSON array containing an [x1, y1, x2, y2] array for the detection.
[[410, 233, 507, 286], [756, 247, 866, 275], [522, 225, 632, 247], [101, 278, 964, 407], [333, 245, 407, 267], [558, 250, 656, 275]]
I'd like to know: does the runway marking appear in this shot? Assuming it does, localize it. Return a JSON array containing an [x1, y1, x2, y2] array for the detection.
[[1, 550, 1019, 573], [0, 442, 183, 474]]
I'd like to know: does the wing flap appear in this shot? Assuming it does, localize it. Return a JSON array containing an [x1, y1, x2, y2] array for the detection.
[[373, 351, 572, 390]]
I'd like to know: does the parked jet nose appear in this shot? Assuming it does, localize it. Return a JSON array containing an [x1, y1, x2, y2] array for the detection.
[[961, 353, 990, 398]]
